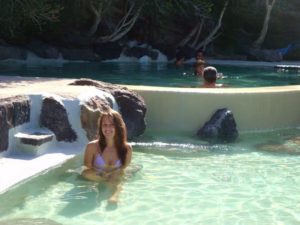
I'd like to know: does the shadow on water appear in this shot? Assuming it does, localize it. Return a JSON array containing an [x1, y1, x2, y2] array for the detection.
[[0, 153, 142, 218], [0, 156, 81, 217], [58, 177, 113, 217]]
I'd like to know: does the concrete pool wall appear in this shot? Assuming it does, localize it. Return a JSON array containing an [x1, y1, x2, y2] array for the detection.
[[127, 85, 300, 133]]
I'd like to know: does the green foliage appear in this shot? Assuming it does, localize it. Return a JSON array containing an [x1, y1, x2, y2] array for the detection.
[[0, 0, 62, 42], [0, 0, 299, 59]]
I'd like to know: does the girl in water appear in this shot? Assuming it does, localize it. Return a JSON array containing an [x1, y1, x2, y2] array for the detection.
[[82, 109, 132, 203]]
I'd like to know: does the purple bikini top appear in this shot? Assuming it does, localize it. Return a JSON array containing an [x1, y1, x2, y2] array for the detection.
[[94, 153, 121, 171]]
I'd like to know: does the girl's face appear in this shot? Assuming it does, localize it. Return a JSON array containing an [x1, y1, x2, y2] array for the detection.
[[101, 116, 116, 139]]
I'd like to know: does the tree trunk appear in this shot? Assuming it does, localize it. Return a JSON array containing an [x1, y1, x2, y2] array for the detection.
[[94, 2, 143, 43], [86, 0, 103, 37], [195, 0, 229, 50], [252, 0, 276, 49]]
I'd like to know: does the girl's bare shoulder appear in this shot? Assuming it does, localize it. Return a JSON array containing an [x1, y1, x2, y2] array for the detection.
[[86, 140, 99, 152]]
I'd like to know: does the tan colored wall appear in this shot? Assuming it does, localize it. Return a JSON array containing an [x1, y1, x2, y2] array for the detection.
[[126, 85, 300, 133]]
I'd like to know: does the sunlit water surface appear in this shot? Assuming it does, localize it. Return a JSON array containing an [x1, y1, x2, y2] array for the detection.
[[0, 61, 299, 87], [1, 129, 300, 224]]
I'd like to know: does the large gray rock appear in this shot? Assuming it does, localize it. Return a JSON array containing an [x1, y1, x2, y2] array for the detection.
[[124, 46, 158, 60], [60, 48, 98, 61], [94, 42, 123, 60], [0, 96, 30, 152], [81, 96, 112, 140], [0, 44, 27, 60], [197, 108, 238, 143], [69, 79, 147, 139], [248, 48, 282, 62], [40, 97, 77, 142], [0, 104, 10, 152], [26, 39, 59, 59], [112, 89, 146, 139]]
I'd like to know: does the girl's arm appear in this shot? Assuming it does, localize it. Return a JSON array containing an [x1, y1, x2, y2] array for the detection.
[[83, 143, 95, 169]]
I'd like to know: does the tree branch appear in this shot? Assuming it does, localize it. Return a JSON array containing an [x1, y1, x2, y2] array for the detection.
[[195, 0, 229, 50]]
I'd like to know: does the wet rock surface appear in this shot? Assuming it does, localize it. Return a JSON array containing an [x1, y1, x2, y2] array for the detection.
[[81, 96, 112, 140], [70, 79, 147, 139], [40, 97, 77, 142], [197, 108, 238, 143], [0, 96, 30, 152], [124, 46, 158, 60], [26, 39, 59, 59], [248, 48, 282, 62], [0, 43, 27, 60]]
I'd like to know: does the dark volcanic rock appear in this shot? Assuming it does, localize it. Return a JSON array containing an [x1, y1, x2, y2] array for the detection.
[[248, 48, 282, 62], [113, 90, 146, 139], [27, 39, 59, 59], [40, 97, 77, 142], [60, 48, 98, 61], [0, 96, 30, 152], [81, 96, 112, 140], [0, 44, 27, 60], [94, 42, 123, 60], [124, 46, 158, 60], [0, 104, 10, 152], [12, 100, 31, 127], [70, 79, 147, 139], [197, 108, 238, 143]]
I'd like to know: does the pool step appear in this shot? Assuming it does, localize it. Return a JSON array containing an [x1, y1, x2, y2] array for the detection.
[[14, 129, 55, 155]]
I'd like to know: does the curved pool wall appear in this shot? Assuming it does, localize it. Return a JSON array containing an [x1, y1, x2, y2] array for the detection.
[[126, 85, 300, 133]]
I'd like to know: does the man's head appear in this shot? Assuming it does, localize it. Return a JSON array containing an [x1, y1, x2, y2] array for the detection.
[[203, 66, 217, 84]]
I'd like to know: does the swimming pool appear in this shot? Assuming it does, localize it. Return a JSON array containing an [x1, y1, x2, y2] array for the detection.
[[1, 129, 300, 225], [0, 61, 299, 87]]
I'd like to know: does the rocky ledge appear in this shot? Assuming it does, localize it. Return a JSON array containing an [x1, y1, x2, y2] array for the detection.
[[0, 79, 147, 153]]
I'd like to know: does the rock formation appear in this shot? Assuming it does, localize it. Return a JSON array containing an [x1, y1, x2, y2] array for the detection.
[[197, 108, 238, 143], [70, 79, 147, 139], [40, 97, 77, 142], [0, 96, 30, 152], [80, 96, 112, 140]]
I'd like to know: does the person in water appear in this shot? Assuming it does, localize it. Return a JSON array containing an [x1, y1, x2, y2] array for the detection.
[[201, 66, 224, 88], [195, 50, 205, 61], [82, 109, 132, 203], [194, 59, 206, 77]]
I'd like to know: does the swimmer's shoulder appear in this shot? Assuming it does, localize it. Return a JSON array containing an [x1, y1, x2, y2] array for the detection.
[[85, 140, 99, 152]]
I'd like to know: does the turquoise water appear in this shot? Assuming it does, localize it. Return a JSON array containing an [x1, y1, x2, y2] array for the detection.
[[1, 129, 300, 225], [0, 61, 300, 87]]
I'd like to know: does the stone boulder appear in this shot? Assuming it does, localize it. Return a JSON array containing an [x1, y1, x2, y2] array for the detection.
[[0, 43, 27, 60], [112, 90, 146, 139], [81, 96, 112, 140], [69, 79, 147, 139], [26, 39, 59, 59], [94, 42, 123, 60], [40, 97, 77, 142], [0, 96, 30, 152], [60, 48, 98, 61], [247, 48, 282, 62], [197, 108, 238, 143], [175, 46, 196, 61], [124, 46, 158, 60], [152, 44, 176, 60]]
